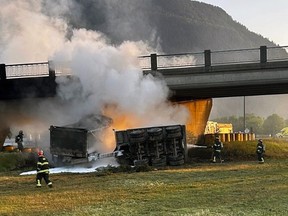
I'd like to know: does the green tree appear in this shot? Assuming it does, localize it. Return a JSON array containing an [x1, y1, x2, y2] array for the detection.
[[244, 113, 264, 134], [262, 114, 285, 136]]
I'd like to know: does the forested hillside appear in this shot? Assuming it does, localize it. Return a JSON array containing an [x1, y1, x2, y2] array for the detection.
[[43, 0, 279, 53]]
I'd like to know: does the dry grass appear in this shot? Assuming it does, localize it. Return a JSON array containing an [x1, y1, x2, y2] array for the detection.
[[1, 158, 288, 216]]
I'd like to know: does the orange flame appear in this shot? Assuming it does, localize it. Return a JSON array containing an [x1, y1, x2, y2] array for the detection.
[[100, 105, 145, 152]]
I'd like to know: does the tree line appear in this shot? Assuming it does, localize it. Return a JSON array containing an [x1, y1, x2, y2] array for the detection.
[[212, 113, 287, 136]]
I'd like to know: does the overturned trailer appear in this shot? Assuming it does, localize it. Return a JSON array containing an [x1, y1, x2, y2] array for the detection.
[[50, 115, 113, 166], [114, 124, 187, 167]]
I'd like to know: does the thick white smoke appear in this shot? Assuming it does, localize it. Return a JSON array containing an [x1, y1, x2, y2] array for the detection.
[[0, 0, 189, 152], [52, 30, 188, 125], [0, 0, 67, 63]]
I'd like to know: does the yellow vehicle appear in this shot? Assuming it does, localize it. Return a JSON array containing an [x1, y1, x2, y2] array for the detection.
[[205, 121, 233, 134]]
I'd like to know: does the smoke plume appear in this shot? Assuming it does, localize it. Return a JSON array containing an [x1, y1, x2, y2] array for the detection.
[[0, 0, 188, 152]]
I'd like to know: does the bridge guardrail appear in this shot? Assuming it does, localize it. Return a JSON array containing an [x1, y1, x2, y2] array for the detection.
[[0, 61, 71, 80], [5, 62, 50, 79], [1, 46, 288, 80], [139, 45, 288, 71], [267, 46, 288, 62]]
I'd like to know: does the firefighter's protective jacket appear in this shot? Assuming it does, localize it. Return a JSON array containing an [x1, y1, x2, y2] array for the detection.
[[15, 134, 23, 143], [256, 143, 265, 154], [213, 140, 223, 152], [37, 156, 50, 174]]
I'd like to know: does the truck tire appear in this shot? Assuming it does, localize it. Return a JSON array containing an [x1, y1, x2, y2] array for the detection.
[[129, 129, 145, 138], [166, 132, 182, 139], [148, 128, 163, 141], [134, 158, 149, 166], [166, 126, 181, 134], [166, 126, 182, 139], [168, 154, 185, 166], [149, 135, 163, 142], [169, 158, 185, 166], [151, 156, 167, 167], [147, 127, 162, 136], [129, 129, 146, 143]]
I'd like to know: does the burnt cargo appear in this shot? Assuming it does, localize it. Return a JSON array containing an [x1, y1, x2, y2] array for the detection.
[[114, 124, 187, 167], [50, 115, 112, 165]]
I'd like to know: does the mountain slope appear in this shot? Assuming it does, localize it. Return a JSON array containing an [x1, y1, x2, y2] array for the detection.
[[43, 0, 279, 53]]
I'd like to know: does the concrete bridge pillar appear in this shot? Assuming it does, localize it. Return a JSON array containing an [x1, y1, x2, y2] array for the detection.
[[178, 99, 212, 143]]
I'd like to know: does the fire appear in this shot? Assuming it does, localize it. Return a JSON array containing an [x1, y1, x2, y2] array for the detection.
[[100, 105, 145, 152]]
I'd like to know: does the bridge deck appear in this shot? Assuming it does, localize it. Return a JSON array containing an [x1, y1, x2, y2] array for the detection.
[[1, 46, 288, 100]]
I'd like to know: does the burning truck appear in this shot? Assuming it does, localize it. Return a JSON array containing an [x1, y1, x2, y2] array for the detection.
[[50, 114, 187, 167]]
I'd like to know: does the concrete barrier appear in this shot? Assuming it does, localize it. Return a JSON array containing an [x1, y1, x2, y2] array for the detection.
[[204, 133, 256, 143]]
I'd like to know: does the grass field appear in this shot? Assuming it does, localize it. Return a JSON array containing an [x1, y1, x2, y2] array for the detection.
[[0, 158, 288, 216], [1, 139, 288, 216]]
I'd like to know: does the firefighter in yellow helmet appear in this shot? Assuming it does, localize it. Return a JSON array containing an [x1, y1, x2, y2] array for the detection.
[[36, 150, 52, 188]]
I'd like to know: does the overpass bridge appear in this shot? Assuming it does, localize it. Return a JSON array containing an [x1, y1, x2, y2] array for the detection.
[[1, 45, 288, 100], [139, 45, 288, 100]]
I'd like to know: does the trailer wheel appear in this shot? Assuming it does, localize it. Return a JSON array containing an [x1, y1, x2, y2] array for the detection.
[[129, 129, 145, 138], [129, 129, 146, 143], [166, 126, 181, 134], [147, 128, 163, 136], [166, 132, 182, 139], [169, 158, 185, 166], [147, 128, 163, 141], [166, 126, 182, 139], [168, 154, 185, 166], [134, 158, 149, 166], [151, 156, 167, 167]]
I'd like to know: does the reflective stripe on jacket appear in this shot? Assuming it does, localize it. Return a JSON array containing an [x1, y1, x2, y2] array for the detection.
[[213, 141, 223, 152], [37, 156, 50, 174]]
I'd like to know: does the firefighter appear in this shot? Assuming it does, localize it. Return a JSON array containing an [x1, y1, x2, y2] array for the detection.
[[256, 139, 265, 163], [36, 150, 53, 188], [15, 130, 24, 152], [212, 136, 224, 163]]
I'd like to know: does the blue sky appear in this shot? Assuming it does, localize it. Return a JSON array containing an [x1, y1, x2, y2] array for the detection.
[[195, 0, 288, 46]]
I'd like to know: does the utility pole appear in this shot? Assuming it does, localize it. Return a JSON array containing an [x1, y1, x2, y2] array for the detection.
[[243, 96, 246, 132]]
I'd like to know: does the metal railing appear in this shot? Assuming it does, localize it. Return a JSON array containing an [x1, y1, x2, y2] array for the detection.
[[5, 62, 50, 79], [138, 45, 288, 70], [0, 62, 51, 79], [1, 46, 288, 80]]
